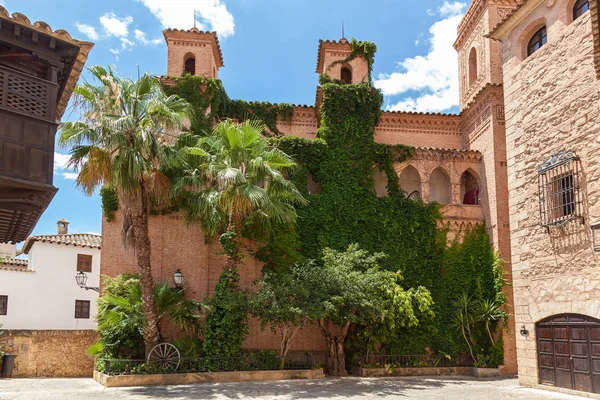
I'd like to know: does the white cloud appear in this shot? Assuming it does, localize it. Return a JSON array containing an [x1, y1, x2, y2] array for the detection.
[[75, 23, 99, 40], [374, 2, 466, 113], [99, 13, 133, 37], [134, 29, 162, 46], [439, 1, 467, 17], [136, 0, 235, 38], [54, 153, 78, 180]]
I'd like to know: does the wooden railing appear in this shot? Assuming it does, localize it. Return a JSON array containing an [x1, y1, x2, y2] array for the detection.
[[0, 65, 58, 122]]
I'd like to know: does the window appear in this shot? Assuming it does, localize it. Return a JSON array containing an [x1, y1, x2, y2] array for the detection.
[[184, 55, 195, 75], [469, 47, 478, 86], [75, 300, 90, 319], [77, 254, 92, 273], [527, 26, 547, 56], [341, 67, 352, 84], [538, 151, 583, 227], [573, 0, 590, 20], [0, 295, 7, 315]]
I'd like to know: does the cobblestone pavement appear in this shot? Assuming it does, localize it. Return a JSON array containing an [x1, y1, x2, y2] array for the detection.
[[0, 376, 589, 400]]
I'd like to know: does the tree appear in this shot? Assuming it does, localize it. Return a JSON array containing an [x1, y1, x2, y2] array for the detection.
[[59, 66, 191, 354], [250, 265, 312, 368], [300, 244, 434, 376], [174, 119, 308, 270]]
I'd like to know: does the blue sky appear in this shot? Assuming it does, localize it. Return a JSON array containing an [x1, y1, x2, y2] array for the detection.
[[4, 0, 468, 242]]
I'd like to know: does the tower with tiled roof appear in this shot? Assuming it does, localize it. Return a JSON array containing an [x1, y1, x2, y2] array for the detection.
[[163, 28, 224, 79]]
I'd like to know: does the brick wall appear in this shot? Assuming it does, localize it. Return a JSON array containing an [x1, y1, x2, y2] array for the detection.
[[101, 211, 328, 353], [501, 4, 600, 386], [1, 330, 98, 377]]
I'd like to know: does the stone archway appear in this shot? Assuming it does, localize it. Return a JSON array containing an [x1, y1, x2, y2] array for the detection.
[[536, 314, 600, 394]]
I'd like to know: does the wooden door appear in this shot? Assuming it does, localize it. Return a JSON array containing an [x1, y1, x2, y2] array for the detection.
[[537, 314, 600, 394]]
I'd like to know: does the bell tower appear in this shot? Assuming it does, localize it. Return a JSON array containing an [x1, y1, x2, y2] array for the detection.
[[163, 28, 224, 79], [316, 37, 369, 83]]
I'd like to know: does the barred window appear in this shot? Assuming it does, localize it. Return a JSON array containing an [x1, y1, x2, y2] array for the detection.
[[75, 300, 90, 319], [538, 151, 583, 228], [0, 295, 7, 315]]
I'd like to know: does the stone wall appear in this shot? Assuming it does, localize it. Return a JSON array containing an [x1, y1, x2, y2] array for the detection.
[[501, 4, 600, 387], [1, 330, 97, 377]]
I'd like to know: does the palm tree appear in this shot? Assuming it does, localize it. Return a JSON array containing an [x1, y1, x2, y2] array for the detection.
[[174, 119, 308, 270], [59, 66, 191, 355]]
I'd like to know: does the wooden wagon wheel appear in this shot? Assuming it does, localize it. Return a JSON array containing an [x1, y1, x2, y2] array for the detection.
[[408, 190, 420, 201], [147, 343, 181, 371]]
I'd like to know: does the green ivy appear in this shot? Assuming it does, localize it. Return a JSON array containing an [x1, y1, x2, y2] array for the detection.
[[100, 186, 119, 222], [328, 39, 378, 82]]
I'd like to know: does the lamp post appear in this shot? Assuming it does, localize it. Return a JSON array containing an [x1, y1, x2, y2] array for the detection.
[[173, 269, 184, 288], [75, 271, 100, 292]]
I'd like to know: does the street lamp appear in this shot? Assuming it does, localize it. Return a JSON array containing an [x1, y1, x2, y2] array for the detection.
[[173, 269, 184, 288], [75, 271, 99, 292]]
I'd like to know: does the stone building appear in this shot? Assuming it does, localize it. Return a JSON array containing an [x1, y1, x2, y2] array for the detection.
[[489, 0, 600, 395], [102, 4, 521, 374]]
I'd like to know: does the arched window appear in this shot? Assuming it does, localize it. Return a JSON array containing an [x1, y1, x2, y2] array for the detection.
[[460, 171, 480, 205], [468, 48, 478, 86], [184, 53, 196, 75], [429, 168, 451, 204], [341, 67, 352, 84], [399, 166, 421, 198], [573, 0, 590, 20], [527, 26, 547, 57]]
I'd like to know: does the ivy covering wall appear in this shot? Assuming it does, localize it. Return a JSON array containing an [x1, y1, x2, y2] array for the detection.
[[100, 40, 506, 359]]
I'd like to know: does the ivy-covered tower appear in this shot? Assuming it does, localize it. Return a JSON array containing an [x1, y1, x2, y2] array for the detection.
[[163, 28, 224, 79], [316, 37, 370, 83]]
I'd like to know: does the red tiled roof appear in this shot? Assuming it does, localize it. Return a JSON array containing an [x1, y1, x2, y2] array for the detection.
[[0, 258, 30, 272], [22, 233, 101, 254]]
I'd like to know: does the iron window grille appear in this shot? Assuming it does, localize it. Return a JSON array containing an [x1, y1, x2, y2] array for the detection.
[[0, 295, 7, 315], [538, 151, 583, 229]]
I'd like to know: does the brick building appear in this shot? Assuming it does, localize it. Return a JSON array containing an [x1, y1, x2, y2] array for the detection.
[[489, 0, 600, 395], [102, 8, 520, 373]]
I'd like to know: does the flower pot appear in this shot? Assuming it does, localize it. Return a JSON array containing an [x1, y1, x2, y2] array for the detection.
[[1, 354, 16, 377]]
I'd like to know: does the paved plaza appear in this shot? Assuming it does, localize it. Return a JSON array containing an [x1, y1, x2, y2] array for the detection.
[[0, 377, 589, 400]]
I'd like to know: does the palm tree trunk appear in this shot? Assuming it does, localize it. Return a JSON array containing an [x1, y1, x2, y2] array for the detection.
[[131, 187, 160, 356]]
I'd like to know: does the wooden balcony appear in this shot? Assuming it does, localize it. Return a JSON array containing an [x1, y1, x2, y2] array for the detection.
[[0, 66, 59, 243]]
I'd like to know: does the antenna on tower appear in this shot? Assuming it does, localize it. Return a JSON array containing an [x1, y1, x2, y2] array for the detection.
[[193, 9, 197, 28], [342, 21, 345, 39]]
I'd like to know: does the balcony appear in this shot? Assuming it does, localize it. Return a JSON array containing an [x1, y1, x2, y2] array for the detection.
[[0, 66, 59, 243]]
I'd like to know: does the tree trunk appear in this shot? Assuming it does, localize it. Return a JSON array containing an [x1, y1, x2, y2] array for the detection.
[[279, 324, 300, 369], [318, 319, 349, 376], [130, 187, 160, 356]]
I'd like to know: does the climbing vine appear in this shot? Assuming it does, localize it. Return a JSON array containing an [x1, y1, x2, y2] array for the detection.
[[329, 39, 378, 82], [100, 186, 119, 222]]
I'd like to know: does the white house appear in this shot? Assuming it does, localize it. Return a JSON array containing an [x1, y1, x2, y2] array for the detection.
[[0, 219, 101, 330]]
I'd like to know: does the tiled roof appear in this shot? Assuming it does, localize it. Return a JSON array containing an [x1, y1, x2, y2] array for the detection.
[[0, 258, 30, 272], [163, 28, 224, 67], [22, 233, 101, 254], [0, 6, 94, 120]]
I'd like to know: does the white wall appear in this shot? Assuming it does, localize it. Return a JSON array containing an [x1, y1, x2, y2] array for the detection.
[[0, 243, 16, 259], [0, 242, 100, 330]]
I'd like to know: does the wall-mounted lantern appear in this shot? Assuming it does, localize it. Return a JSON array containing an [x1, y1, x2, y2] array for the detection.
[[75, 271, 100, 292], [591, 222, 600, 252], [173, 269, 184, 288], [520, 325, 529, 335]]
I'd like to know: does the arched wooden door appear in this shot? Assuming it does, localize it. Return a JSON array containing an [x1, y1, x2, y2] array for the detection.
[[537, 314, 600, 394]]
